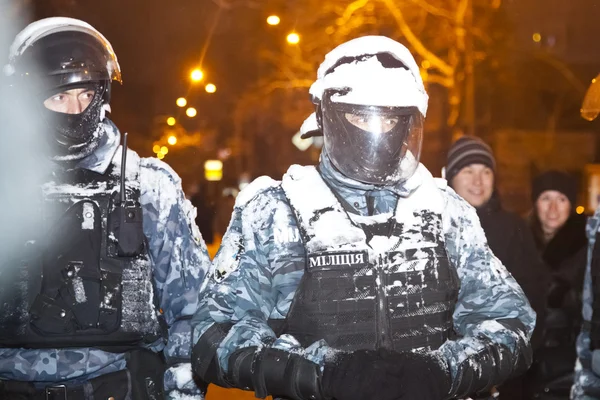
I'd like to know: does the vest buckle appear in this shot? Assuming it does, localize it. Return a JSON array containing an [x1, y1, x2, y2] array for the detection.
[[45, 384, 67, 400]]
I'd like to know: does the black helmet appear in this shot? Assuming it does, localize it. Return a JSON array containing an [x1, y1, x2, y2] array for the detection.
[[4, 17, 122, 160]]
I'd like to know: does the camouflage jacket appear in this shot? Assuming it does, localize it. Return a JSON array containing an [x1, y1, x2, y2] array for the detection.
[[572, 210, 600, 399], [0, 120, 210, 398], [192, 155, 536, 398]]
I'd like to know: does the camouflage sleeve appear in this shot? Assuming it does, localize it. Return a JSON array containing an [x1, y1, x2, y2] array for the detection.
[[572, 212, 600, 399], [438, 187, 536, 397], [140, 158, 211, 397], [191, 180, 326, 384]]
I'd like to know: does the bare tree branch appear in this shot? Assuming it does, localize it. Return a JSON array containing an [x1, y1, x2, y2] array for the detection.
[[405, 0, 454, 20], [380, 0, 453, 77]]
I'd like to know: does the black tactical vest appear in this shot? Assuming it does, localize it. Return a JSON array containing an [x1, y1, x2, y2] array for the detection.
[[279, 166, 459, 352], [0, 150, 162, 350]]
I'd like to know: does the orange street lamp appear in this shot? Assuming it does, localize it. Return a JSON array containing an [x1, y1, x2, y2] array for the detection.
[[205, 83, 216, 93], [176, 97, 187, 107], [286, 32, 300, 45], [152, 144, 161, 153], [267, 15, 280, 26], [167, 117, 176, 126], [190, 68, 204, 82], [167, 135, 177, 145], [160, 146, 169, 155], [186, 107, 197, 118]]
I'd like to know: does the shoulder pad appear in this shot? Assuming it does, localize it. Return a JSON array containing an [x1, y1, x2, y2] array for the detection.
[[139, 157, 182, 185], [235, 175, 281, 208], [433, 177, 448, 190]]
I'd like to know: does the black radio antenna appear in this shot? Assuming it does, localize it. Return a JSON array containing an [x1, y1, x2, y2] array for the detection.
[[120, 132, 128, 204]]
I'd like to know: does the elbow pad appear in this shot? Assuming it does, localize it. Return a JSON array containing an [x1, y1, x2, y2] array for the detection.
[[228, 346, 324, 400], [191, 323, 234, 388]]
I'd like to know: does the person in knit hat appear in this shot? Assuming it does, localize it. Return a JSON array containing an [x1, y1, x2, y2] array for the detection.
[[445, 136, 548, 400], [527, 170, 587, 400], [445, 135, 496, 207]]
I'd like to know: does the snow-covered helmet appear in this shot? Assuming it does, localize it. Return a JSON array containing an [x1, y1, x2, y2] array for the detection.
[[4, 17, 122, 160], [301, 36, 428, 185]]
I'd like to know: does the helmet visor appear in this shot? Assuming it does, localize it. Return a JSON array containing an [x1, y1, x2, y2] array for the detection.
[[322, 89, 423, 184]]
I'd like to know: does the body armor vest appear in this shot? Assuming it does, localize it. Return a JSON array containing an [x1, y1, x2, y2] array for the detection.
[[0, 149, 162, 350], [280, 166, 459, 352]]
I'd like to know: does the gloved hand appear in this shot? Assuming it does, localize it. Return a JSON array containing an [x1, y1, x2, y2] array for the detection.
[[322, 348, 451, 400]]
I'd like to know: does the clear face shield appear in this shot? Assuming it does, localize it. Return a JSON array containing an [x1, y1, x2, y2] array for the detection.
[[321, 89, 423, 185]]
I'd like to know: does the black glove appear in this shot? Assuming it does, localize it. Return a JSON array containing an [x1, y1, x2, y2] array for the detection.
[[322, 348, 451, 400]]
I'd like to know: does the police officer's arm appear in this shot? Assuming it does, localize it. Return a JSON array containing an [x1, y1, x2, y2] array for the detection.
[[191, 183, 324, 400], [140, 159, 212, 395], [439, 188, 536, 398], [572, 212, 600, 399]]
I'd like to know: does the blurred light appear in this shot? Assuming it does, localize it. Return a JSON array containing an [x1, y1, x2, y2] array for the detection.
[[204, 160, 223, 171], [205, 83, 217, 93], [186, 107, 197, 118], [292, 130, 312, 151], [532, 32, 541, 43], [576, 206, 585, 215], [421, 59, 431, 69], [191, 69, 204, 82], [160, 146, 169, 155], [176, 97, 187, 107], [167, 117, 176, 126], [167, 135, 177, 145], [267, 15, 280, 26], [287, 32, 300, 45], [205, 160, 223, 181], [152, 144, 161, 153], [157, 152, 165, 160], [593, 78, 597, 84]]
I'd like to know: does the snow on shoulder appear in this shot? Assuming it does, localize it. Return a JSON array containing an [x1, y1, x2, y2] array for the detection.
[[234, 175, 280, 208]]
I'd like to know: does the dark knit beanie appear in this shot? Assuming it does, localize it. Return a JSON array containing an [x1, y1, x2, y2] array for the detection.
[[446, 136, 496, 185], [531, 170, 577, 206]]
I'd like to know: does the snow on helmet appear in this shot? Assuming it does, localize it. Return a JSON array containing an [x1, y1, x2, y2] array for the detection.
[[301, 36, 427, 185]]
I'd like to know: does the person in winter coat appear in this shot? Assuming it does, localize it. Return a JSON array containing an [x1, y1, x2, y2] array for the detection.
[[445, 136, 548, 399], [0, 18, 211, 399], [571, 71, 600, 399], [190, 36, 535, 400], [527, 170, 587, 399]]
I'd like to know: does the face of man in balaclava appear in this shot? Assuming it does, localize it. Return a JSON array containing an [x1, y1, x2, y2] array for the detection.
[[43, 87, 96, 114]]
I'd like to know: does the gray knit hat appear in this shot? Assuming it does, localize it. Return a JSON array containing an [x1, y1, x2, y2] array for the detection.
[[445, 136, 496, 185]]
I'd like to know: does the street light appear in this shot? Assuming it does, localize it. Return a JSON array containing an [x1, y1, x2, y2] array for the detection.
[[205, 83, 217, 93], [191, 68, 204, 82], [167, 135, 177, 145], [176, 97, 187, 107], [157, 152, 165, 160], [286, 32, 300, 45], [532, 32, 542, 43], [152, 144, 161, 153], [167, 117, 176, 126], [266, 15, 280, 26], [186, 107, 197, 118], [160, 146, 169, 155], [204, 160, 223, 181]]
